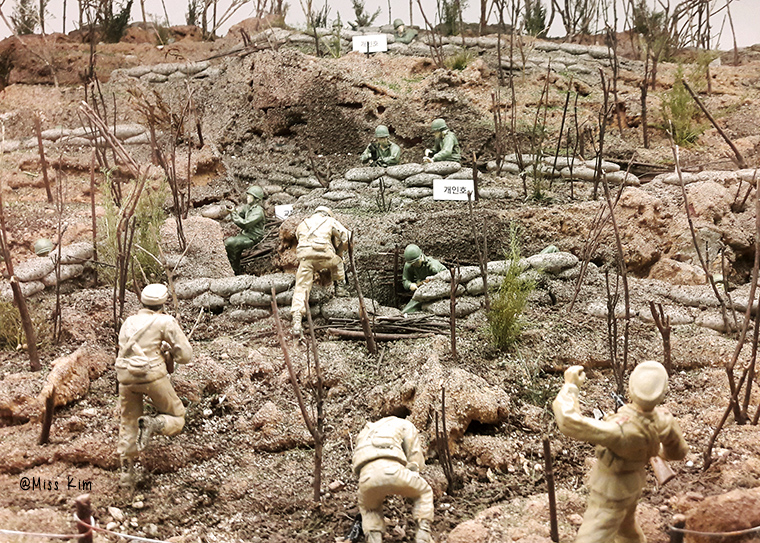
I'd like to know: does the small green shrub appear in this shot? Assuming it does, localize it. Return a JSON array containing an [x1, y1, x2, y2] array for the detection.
[[445, 49, 474, 71], [0, 300, 51, 351], [10, 0, 38, 35], [660, 65, 706, 146], [97, 172, 168, 287], [487, 224, 535, 350], [522, 0, 547, 38], [348, 0, 380, 29]]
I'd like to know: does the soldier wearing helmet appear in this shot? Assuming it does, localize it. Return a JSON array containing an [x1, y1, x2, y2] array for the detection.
[[392, 18, 418, 44], [116, 283, 193, 488], [424, 118, 461, 163], [224, 185, 266, 275], [291, 206, 351, 335], [552, 362, 688, 543], [401, 244, 446, 313], [360, 125, 401, 167]]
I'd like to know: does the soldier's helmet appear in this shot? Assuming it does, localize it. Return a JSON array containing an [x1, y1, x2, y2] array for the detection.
[[393, 18, 404, 29], [629, 360, 668, 411], [33, 238, 54, 256], [247, 185, 265, 200], [375, 125, 390, 138], [431, 118, 447, 132], [141, 283, 169, 306], [315, 205, 335, 218], [404, 244, 423, 263]]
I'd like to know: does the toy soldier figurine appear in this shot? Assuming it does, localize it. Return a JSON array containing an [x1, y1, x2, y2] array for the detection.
[[360, 125, 401, 167], [553, 361, 689, 543], [393, 18, 418, 44], [352, 416, 434, 543], [291, 206, 350, 335], [402, 244, 446, 314], [116, 284, 193, 488], [224, 185, 266, 275], [424, 119, 461, 163]]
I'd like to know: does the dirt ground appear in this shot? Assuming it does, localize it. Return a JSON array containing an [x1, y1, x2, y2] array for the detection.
[[1, 26, 760, 543]]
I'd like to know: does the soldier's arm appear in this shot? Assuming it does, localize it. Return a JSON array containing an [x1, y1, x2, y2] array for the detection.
[[656, 409, 689, 461], [432, 133, 455, 162], [552, 382, 627, 450], [386, 143, 401, 166], [402, 264, 415, 290], [163, 319, 193, 365], [237, 206, 265, 230], [402, 425, 425, 471], [360, 144, 371, 164], [429, 257, 447, 274]]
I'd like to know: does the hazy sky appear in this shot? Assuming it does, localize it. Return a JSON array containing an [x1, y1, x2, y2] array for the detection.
[[1, 0, 758, 50]]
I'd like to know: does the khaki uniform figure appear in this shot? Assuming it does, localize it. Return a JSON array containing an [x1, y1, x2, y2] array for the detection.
[[553, 361, 689, 543], [402, 244, 446, 314], [393, 18, 418, 44], [352, 417, 434, 543], [225, 185, 266, 275], [291, 206, 350, 334], [116, 284, 193, 487], [360, 125, 401, 167], [424, 119, 461, 163]]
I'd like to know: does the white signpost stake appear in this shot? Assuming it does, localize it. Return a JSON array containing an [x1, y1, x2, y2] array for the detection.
[[352, 34, 388, 54], [433, 178, 475, 201]]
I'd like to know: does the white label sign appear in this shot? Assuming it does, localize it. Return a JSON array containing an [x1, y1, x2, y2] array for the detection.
[[352, 34, 388, 53], [275, 204, 294, 220], [433, 179, 475, 201]]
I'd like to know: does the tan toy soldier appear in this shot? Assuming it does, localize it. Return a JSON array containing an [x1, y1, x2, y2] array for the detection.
[[553, 361, 689, 543], [352, 417, 434, 543], [116, 284, 193, 487], [291, 206, 350, 335]]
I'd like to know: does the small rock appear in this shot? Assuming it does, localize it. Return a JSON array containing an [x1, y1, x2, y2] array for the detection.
[[132, 501, 144, 510], [328, 480, 345, 491], [108, 506, 125, 522]]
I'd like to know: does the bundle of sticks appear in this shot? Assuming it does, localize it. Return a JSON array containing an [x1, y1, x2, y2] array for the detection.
[[326, 314, 449, 341]]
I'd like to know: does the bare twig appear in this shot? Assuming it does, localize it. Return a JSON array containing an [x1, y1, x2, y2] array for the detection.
[[347, 232, 377, 355], [649, 301, 673, 375]]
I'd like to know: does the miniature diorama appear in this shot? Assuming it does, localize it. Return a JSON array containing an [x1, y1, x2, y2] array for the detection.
[[352, 416, 434, 543], [2, 4, 759, 542], [553, 362, 689, 543], [224, 185, 267, 275], [360, 125, 401, 167], [116, 284, 193, 488], [291, 206, 350, 334]]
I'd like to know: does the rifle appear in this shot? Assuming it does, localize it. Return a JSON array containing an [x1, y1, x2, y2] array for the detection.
[[368, 143, 380, 166], [607, 391, 676, 486], [344, 514, 363, 542]]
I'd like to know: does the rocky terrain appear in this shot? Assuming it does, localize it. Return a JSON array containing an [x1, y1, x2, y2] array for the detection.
[[1, 19, 760, 543]]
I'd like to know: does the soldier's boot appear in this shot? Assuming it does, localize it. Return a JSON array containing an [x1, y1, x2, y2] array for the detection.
[[292, 314, 303, 335], [137, 416, 165, 452], [334, 283, 349, 298], [415, 520, 433, 543], [366, 531, 382, 543], [119, 457, 136, 488]]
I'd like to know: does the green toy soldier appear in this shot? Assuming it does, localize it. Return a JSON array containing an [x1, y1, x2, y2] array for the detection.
[[424, 118, 461, 163], [553, 361, 689, 543], [352, 416, 434, 543], [402, 244, 446, 314], [360, 125, 401, 167], [224, 185, 266, 275], [116, 284, 193, 488], [393, 18, 418, 44]]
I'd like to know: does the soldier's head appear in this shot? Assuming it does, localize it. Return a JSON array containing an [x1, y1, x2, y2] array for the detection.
[[246, 185, 265, 205], [404, 244, 424, 267], [315, 205, 334, 218], [375, 125, 390, 148], [431, 118, 447, 139], [629, 360, 668, 412], [33, 238, 54, 256], [393, 18, 405, 34], [141, 283, 168, 311]]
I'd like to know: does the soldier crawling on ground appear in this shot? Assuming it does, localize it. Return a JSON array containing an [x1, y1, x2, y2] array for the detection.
[[401, 244, 446, 314], [424, 118, 461, 163], [360, 125, 401, 167]]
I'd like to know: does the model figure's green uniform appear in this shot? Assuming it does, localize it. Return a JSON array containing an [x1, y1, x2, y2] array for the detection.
[[225, 185, 266, 275], [402, 244, 446, 314]]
